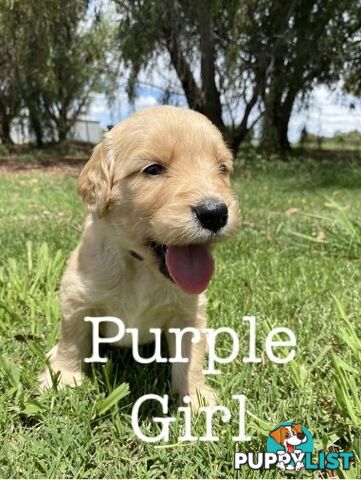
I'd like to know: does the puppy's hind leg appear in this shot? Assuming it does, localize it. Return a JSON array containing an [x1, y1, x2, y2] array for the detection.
[[38, 307, 91, 391]]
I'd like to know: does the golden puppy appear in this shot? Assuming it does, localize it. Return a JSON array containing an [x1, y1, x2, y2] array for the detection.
[[39, 106, 239, 407]]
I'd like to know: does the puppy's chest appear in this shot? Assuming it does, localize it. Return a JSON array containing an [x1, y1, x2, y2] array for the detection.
[[99, 270, 186, 346]]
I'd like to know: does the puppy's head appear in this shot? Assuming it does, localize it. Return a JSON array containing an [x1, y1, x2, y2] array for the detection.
[[78, 106, 239, 294], [270, 424, 307, 452]]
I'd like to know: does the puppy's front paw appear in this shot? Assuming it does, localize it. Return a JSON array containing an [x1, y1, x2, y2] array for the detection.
[[38, 368, 83, 391], [184, 385, 219, 409], [38, 344, 84, 391]]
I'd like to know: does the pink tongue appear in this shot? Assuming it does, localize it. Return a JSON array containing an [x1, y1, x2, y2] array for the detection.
[[165, 245, 214, 294]]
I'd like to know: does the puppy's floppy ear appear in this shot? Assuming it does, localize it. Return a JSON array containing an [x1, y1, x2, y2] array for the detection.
[[270, 427, 283, 444], [77, 142, 113, 216]]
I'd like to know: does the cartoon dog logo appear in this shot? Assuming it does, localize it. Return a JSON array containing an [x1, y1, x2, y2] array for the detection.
[[269, 423, 308, 471]]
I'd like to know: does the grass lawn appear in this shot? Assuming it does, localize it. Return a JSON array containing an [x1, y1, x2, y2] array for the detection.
[[1, 149, 361, 478]]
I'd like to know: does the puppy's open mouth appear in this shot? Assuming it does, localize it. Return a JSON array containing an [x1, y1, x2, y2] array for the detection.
[[149, 241, 214, 295], [285, 443, 295, 454]]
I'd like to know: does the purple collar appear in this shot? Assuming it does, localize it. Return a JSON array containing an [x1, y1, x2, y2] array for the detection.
[[130, 250, 144, 261]]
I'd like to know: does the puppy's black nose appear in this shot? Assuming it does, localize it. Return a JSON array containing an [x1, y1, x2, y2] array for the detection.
[[194, 199, 228, 232]]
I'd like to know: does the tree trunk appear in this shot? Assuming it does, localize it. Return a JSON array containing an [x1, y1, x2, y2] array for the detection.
[[0, 117, 14, 145], [0, 102, 14, 145], [278, 89, 297, 151], [197, 0, 225, 132], [164, 0, 225, 132], [58, 126, 67, 142], [163, 2, 203, 113], [229, 89, 259, 152], [29, 111, 44, 147], [260, 92, 280, 153], [260, 82, 296, 153], [278, 119, 290, 151], [261, 109, 292, 153], [57, 111, 69, 143], [260, 115, 278, 152]]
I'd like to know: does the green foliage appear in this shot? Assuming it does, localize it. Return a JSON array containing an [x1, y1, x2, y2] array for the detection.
[[342, 3, 361, 98], [112, 0, 361, 153], [113, 0, 261, 147], [0, 0, 23, 143], [0, 0, 117, 144], [253, 0, 361, 151], [33, 0, 117, 141]]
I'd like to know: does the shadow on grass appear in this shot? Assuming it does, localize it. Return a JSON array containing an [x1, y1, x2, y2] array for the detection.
[[92, 340, 174, 419]]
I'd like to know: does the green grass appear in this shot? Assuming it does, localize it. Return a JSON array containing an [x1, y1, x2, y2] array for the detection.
[[1, 151, 361, 478]]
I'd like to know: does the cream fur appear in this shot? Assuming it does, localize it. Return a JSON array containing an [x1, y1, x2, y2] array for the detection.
[[38, 106, 239, 408]]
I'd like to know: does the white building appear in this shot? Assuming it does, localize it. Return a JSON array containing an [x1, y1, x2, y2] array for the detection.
[[10, 115, 104, 144], [69, 115, 104, 144]]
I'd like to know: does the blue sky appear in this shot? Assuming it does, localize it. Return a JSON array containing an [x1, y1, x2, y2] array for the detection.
[[89, 85, 361, 143]]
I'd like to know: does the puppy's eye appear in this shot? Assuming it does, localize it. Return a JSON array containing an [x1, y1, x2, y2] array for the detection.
[[143, 164, 166, 176], [219, 163, 229, 175], [285, 432, 290, 438]]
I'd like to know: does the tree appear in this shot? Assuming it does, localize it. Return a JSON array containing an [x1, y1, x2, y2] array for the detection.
[[36, 1, 117, 142], [343, 4, 361, 99], [0, 3, 23, 144], [254, 0, 361, 152], [0, 0, 117, 146], [113, 0, 361, 154], [113, 0, 262, 151]]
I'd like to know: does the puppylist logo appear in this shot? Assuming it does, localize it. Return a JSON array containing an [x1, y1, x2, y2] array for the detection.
[[234, 421, 354, 472], [267, 422, 313, 471]]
